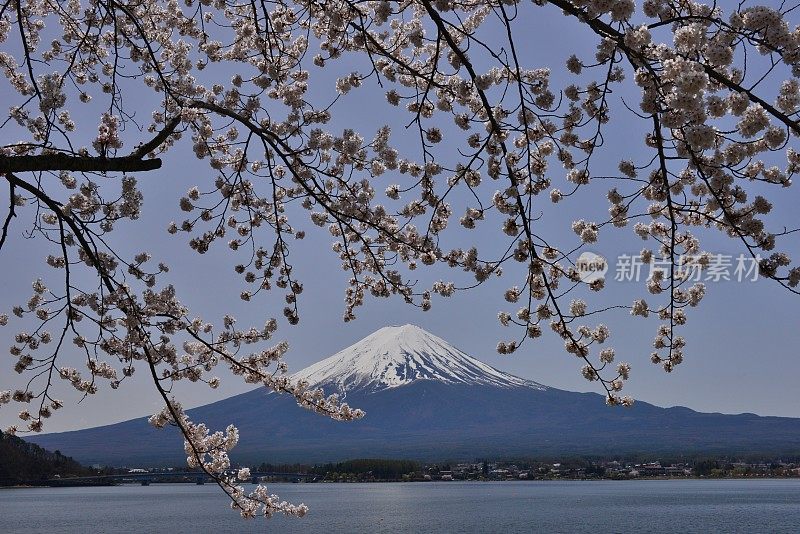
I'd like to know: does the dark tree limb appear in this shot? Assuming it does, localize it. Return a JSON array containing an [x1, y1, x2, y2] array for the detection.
[[0, 153, 163, 173], [0, 116, 181, 174], [0, 180, 15, 252]]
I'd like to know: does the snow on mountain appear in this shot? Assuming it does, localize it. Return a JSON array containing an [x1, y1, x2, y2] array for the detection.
[[292, 324, 546, 393]]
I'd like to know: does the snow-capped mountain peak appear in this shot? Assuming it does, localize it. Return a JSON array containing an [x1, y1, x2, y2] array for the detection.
[[292, 324, 545, 393]]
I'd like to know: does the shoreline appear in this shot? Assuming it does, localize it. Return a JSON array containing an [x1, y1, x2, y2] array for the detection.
[[4, 476, 800, 489]]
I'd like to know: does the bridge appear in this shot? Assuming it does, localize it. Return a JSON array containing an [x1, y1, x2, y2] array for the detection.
[[46, 471, 318, 486]]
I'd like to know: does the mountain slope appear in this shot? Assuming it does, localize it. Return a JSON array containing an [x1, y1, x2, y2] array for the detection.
[[27, 325, 800, 466]]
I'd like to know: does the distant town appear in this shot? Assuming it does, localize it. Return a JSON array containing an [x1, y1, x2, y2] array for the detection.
[[398, 458, 800, 482]]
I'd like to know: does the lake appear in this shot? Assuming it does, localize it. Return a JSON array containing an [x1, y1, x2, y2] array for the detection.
[[1, 479, 799, 532]]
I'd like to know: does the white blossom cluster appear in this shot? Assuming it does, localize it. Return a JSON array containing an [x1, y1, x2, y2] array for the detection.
[[149, 401, 309, 518]]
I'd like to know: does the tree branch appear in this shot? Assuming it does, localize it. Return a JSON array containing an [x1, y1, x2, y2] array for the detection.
[[0, 116, 181, 174], [0, 180, 15, 251]]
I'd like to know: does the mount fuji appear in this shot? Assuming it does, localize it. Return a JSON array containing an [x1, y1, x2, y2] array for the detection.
[[28, 325, 800, 466], [293, 324, 541, 393]]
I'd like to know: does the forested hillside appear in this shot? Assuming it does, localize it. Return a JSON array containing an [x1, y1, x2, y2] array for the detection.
[[0, 432, 90, 485]]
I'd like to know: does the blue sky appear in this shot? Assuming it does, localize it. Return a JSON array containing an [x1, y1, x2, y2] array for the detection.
[[1, 3, 799, 433]]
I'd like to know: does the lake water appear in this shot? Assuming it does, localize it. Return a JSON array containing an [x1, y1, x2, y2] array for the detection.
[[1, 479, 799, 533]]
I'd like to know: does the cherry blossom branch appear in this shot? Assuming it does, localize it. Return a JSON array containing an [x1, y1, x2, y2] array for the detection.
[[0, 117, 181, 173], [0, 180, 15, 252]]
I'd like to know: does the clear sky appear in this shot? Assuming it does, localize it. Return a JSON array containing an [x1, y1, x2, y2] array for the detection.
[[1, 3, 799, 433]]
